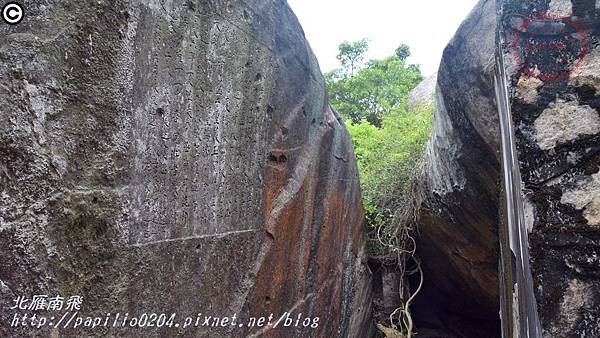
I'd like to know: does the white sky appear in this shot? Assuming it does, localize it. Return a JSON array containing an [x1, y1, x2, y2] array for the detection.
[[287, 0, 480, 76]]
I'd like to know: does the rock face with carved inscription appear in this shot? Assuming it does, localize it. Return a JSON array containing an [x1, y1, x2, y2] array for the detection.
[[0, 1, 372, 337]]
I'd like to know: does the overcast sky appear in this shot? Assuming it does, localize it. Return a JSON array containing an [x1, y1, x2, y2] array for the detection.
[[287, 0, 480, 76]]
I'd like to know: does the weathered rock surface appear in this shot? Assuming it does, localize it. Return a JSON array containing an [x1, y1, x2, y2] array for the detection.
[[501, 0, 600, 336], [0, 1, 371, 337], [406, 73, 437, 111], [410, 0, 502, 336], [412, 0, 600, 337]]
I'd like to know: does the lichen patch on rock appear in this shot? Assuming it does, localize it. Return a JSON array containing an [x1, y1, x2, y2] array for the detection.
[[561, 173, 600, 224], [516, 75, 543, 104], [569, 46, 600, 92], [553, 279, 593, 336], [524, 197, 536, 233], [548, 0, 573, 16], [533, 99, 600, 150]]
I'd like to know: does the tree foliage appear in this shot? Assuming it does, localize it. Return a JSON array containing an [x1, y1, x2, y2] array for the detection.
[[394, 44, 411, 61], [325, 40, 433, 254], [326, 42, 422, 127], [347, 105, 433, 235], [328, 40, 434, 337], [336, 38, 369, 77]]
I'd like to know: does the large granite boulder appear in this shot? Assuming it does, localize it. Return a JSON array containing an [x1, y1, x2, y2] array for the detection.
[[411, 0, 502, 336], [406, 73, 438, 111], [412, 0, 600, 337], [0, 1, 371, 337]]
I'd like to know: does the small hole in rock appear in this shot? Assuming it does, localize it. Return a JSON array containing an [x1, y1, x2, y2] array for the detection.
[[265, 231, 275, 240], [267, 153, 287, 164]]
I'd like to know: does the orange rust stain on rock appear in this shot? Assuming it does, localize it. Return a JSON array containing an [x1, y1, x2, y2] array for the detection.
[[245, 124, 367, 337]]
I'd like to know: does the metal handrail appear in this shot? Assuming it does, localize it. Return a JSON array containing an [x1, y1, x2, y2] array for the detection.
[[494, 27, 543, 338]]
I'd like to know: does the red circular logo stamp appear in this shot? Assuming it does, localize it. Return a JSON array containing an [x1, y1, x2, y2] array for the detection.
[[507, 12, 588, 81]]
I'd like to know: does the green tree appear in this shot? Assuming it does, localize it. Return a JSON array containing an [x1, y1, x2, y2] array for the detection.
[[394, 44, 411, 61], [326, 42, 422, 126], [326, 41, 433, 254], [336, 38, 369, 76], [347, 105, 433, 216], [329, 42, 434, 336]]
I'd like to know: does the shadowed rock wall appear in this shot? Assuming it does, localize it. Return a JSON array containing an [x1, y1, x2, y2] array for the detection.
[[0, 1, 372, 337], [411, 1, 502, 336], [413, 0, 600, 337]]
